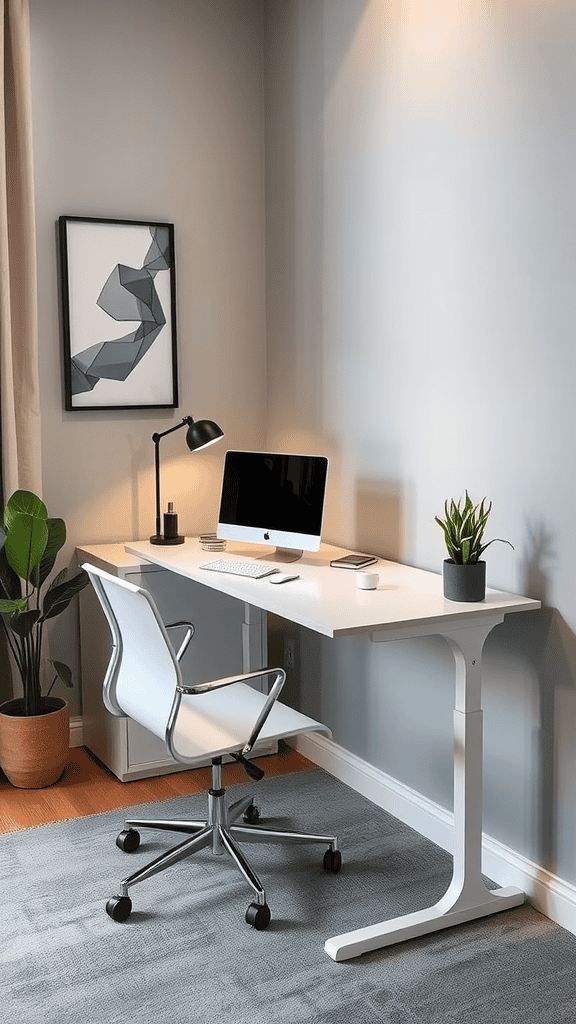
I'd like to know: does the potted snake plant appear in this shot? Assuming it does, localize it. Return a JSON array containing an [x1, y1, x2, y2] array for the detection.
[[435, 492, 513, 602], [0, 490, 89, 787]]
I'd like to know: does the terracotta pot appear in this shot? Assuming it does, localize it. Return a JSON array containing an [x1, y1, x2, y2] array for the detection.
[[0, 697, 69, 788]]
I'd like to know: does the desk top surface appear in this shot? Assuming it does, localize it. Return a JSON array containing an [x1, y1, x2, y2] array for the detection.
[[93, 539, 542, 640]]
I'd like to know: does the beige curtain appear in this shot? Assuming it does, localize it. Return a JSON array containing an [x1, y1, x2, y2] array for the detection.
[[0, 0, 42, 700], [1, 0, 41, 501]]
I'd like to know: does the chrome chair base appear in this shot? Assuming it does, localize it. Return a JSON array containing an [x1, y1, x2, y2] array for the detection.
[[106, 758, 341, 929]]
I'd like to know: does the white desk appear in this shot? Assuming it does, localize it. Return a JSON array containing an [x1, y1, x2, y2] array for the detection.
[[124, 538, 540, 962]]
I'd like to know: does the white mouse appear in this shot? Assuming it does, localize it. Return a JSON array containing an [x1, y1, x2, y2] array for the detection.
[[268, 573, 300, 584]]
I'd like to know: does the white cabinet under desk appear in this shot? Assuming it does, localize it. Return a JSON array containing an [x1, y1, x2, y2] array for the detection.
[[76, 543, 275, 781]]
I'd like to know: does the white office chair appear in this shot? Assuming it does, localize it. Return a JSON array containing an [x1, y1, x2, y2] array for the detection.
[[84, 563, 341, 930]]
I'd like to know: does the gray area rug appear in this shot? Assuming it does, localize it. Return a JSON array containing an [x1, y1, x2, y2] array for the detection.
[[2, 767, 575, 1024]]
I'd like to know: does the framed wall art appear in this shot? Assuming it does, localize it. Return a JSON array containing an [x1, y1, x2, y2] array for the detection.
[[59, 216, 178, 410]]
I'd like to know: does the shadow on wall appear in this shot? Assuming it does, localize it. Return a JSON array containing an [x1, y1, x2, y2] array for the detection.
[[516, 517, 576, 883], [536, 608, 576, 881], [497, 603, 576, 888], [128, 435, 149, 540], [264, 0, 373, 443], [354, 478, 404, 562], [522, 518, 555, 607]]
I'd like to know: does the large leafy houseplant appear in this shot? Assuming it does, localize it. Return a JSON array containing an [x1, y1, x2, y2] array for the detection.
[[435, 492, 513, 565], [0, 490, 89, 716]]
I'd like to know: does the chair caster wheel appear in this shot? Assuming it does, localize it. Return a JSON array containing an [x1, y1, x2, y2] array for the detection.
[[243, 803, 260, 825], [323, 848, 342, 873], [106, 895, 132, 922], [245, 902, 271, 930], [116, 828, 140, 852]]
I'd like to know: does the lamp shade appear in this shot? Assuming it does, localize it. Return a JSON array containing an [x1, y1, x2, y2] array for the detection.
[[185, 418, 224, 452]]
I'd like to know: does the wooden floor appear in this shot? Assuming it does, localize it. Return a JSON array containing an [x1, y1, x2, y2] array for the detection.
[[0, 744, 312, 834]]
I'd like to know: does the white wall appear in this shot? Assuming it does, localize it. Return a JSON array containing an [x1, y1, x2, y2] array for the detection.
[[29, 0, 267, 715], [264, 0, 576, 885]]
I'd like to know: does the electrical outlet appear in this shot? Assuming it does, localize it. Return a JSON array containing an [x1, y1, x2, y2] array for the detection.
[[285, 638, 295, 669]]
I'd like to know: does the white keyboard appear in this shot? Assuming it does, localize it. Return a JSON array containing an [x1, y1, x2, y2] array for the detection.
[[201, 558, 279, 579]]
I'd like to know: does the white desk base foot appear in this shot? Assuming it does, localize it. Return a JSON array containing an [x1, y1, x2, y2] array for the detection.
[[324, 885, 524, 962]]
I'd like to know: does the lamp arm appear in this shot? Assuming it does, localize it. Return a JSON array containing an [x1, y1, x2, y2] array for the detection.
[[152, 417, 192, 445]]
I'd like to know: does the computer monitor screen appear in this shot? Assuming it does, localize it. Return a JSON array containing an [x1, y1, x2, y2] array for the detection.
[[217, 451, 328, 560]]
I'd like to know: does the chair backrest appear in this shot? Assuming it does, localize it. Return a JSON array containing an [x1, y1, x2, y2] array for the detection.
[[83, 563, 181, 742]]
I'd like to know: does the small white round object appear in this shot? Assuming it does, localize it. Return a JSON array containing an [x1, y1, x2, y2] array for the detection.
[[357, 571, 379, 590]]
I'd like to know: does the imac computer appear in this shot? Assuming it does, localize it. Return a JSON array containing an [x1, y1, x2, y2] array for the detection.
[[216, 451, 328, 562]]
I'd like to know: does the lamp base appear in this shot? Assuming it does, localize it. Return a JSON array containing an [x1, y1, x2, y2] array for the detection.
[[150, 534, 185, 545]]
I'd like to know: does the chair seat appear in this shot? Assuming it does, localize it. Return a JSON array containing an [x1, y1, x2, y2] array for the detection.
[[172, 681, 330, 764]]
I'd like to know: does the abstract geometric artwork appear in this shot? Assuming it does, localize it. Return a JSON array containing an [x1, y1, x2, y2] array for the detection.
[[59, 217, 178, 410]]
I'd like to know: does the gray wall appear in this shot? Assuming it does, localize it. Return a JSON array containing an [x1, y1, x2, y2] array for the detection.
[[27, 0, 576, 890], [264, 0, 576, 884], [29, 0, 267, 715]]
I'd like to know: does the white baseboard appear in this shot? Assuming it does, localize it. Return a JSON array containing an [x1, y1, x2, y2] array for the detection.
[[69, 716, 83, 748], [289, 731, 576, 940]]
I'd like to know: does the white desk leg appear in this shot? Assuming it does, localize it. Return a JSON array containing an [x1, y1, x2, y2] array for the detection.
[[324, 619, 524, 962], [242, 603, 267, 675]]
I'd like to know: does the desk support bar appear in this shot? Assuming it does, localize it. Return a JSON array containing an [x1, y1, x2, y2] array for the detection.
[[325, 614, 524, 961], [241, 603, 267, 675]]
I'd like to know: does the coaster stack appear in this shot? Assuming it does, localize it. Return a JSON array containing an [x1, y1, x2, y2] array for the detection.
[[199, 533, 226, 552]]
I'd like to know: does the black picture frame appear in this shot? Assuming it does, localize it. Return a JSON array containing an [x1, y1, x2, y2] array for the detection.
[[59, 216, 178, 411]]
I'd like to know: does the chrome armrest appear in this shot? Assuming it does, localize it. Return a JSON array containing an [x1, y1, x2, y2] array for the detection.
[[177, 666, 279, 696], [242, 667, 285, 755], [165, 621, 195, 662]]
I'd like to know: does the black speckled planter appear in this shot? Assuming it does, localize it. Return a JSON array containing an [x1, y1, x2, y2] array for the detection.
[[443, 559, 486, 602]]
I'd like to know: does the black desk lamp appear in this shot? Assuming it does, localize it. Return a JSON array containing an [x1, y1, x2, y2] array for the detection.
[[150, 415, 224, 545]]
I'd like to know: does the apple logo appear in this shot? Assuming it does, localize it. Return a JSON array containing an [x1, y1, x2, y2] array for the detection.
[[264, 532, 270, 540]]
